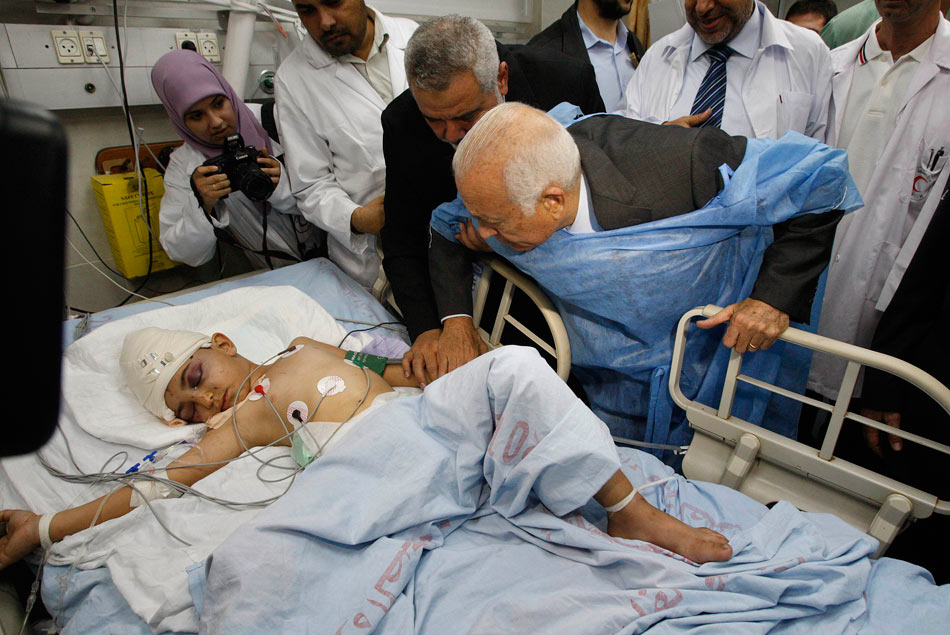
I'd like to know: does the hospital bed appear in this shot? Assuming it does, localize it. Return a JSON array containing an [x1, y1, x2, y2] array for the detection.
[[1, 258, 948, 633], [0, 256, 567, 632]]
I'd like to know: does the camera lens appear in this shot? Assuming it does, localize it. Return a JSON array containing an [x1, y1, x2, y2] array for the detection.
[[234, 164, 275, 201]]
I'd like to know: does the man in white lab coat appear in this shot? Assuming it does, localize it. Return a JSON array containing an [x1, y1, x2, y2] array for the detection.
[[808, 0, 950, 400], [623, 0, 832, 142], [275, 1, 417, 289]]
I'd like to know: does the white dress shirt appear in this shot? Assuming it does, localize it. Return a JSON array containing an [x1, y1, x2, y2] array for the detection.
[[577, 12, 636, 113], [668, 4, 761, 136], [338, 9, 394, 105], [565, 174, 603, 235]]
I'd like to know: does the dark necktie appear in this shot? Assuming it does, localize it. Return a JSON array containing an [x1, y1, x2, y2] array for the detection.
[[690, 45, 734, 129]]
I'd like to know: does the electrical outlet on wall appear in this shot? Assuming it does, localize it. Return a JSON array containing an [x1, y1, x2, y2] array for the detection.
[[196, 33, 221, 62], [51, 29, 85, 64], [175, 31, 199, 53]]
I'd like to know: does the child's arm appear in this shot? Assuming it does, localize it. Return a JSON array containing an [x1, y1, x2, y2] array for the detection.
[[0, 418, 265, 570], [290, 336, 420, 388]]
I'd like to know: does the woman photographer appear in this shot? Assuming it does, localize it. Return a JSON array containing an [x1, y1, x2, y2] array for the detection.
[[151, 49, 321, 269]]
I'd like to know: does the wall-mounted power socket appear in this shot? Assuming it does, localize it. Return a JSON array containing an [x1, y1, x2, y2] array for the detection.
[[175, 31, 199, 53], [196, 32, 221, 62], [51, 29, 84, 65]]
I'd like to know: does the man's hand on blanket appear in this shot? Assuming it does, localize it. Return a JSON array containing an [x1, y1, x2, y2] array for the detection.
[[696, 298, 790, 353], [0, 509, 40, 570], [438, 317, 488, 381], [402, 328, 443, 386], [860, 409, 903, 457], [401, 319, 488, 387]]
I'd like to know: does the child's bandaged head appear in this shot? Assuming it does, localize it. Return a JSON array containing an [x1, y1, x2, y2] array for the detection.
[[120, 327, 210, 421]]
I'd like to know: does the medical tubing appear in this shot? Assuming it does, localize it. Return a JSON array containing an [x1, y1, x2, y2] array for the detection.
[[301, 365, 371, 460], [612, 436, 691, 455], [335, 320, 407, 347], [38, 344, 378, 546], [228, 349, 303, 470], [17, 549, 47, 635], [41, 437, 291, 510], [229, 347, 371, 467], [67, 236, 173, 307]]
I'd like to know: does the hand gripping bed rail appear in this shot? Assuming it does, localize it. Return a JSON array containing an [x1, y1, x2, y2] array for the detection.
[[669, 305, 950, 557], [472, 256, 572, 381]]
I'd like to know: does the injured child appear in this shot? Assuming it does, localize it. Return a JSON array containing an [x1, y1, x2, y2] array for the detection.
[[0, 329, 731, 572]]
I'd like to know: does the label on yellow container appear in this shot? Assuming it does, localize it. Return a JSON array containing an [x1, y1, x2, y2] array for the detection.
[[90, 169, 179, 278]]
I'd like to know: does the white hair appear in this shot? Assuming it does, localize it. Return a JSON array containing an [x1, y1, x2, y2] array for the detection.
[[404, 15, 500, 97], [453, 103, 581, 216]]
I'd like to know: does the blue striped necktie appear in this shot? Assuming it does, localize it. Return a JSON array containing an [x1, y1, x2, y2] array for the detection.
[[690, 45, 734, 129]]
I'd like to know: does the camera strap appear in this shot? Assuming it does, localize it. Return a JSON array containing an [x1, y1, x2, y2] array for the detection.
[[190, 166, 321, 267], [199, 202, 300, 268]]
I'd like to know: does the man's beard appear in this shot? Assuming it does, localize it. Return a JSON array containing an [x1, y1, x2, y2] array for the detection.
[[593, 0, 633, 21], [320, 28, 360, 57]]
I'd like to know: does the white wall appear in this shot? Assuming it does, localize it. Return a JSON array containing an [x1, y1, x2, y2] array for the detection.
[[5, 0, 864, 315], [3, 0, 553, 315]]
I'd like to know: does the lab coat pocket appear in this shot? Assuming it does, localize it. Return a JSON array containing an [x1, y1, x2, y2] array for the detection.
[[911, 155, 946, 203], [775, 91, 812, 138]]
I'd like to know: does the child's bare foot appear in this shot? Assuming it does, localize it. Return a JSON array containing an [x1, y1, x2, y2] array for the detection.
[[607, 493, 732, 564]]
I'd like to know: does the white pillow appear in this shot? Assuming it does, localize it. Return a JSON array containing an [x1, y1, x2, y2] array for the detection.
[[62, 286, 368, 449]]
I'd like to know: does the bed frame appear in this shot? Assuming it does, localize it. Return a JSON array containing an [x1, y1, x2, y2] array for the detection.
[[670, 305, 950, 557], [377, 255, 571, 381]]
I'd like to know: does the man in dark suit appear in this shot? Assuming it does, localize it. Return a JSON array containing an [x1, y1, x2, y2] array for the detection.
[[380, 15, 604, 386], [430, 103, 842, 376], [856, 176, 949, 583], [528, 1, 645, 112]]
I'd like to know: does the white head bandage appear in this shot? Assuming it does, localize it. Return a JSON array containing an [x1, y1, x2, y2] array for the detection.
[[120, 327, 211, 421]]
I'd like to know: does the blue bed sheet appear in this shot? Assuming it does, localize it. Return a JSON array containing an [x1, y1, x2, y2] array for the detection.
[[184, 347, 945, 634]]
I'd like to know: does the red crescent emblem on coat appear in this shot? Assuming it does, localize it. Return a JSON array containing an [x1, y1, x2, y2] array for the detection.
[[913, 175, 927, 192]]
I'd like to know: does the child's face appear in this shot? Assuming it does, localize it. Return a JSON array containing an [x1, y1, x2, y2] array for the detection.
[[164, 335, 249, 423]]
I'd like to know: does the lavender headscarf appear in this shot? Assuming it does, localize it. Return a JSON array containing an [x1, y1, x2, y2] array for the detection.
[[151, 49, 271, 159]]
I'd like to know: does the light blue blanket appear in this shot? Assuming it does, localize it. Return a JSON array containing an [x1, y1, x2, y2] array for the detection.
[[185, 347, 946, 634], [430, 116, 863, 454]]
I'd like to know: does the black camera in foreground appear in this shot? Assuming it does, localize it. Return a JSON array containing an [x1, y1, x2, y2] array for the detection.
[[202, 133, 275, 202]]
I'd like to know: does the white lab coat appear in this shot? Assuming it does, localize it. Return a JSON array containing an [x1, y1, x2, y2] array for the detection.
[[159, 104, 319, 269], [808, 17, 950, 399], [275, 8, 417, 290], [623, 1, 832, 141]]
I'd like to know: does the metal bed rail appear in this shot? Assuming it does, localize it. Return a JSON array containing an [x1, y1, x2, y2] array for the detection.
[[472, 256, 571, 381], [376, 253, 572, 381], [670, 305, 950, 556]]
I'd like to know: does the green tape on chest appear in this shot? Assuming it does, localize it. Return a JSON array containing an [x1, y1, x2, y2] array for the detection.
[[344, 350, 388, 375]]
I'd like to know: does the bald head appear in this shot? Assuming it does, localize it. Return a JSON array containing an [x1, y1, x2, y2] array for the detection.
[[452, 103, 582, 251]]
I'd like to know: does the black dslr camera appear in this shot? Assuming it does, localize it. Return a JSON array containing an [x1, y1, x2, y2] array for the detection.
[[202, 133, 275, 202]]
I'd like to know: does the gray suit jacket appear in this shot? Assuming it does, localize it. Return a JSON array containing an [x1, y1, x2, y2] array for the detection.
[[430, 115, 841, 324]]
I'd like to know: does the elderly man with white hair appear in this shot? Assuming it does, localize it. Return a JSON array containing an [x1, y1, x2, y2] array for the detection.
[[427, 103, 858, 451]]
